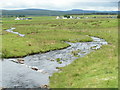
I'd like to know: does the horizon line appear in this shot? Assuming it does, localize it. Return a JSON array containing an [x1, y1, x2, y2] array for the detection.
[[1, 8, 118, 11]]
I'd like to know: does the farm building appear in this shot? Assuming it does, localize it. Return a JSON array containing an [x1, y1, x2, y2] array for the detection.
[[15, 17, 32, 20], [56, 16, 81, 19], [15, 17, 21, 20]]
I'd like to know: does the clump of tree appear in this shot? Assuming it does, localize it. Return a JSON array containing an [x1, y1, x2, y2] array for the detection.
[[64, 15, 70, 18], [117, 15, 120, 18], [2, 15, 26, 17], [16, 15, 26, 17]]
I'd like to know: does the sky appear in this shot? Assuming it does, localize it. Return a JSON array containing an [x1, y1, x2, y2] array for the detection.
[[0, 0, 119, 11]]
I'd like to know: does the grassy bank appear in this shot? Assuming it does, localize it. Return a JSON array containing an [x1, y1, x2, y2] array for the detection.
[[49, 18, 118, 88], [2, 16, 93, 58], [2, 16, 118, 88]]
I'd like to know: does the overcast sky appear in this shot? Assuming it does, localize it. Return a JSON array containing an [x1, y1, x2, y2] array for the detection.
[[0, 0, 119, 11]]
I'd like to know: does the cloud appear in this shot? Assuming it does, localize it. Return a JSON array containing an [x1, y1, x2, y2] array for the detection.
[[0, 0, 119, 11], [69, 2, 118, 11]]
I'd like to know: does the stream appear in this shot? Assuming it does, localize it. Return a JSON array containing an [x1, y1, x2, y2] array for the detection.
[[0, 36, 107, 88], [5, 28, 25, 37]]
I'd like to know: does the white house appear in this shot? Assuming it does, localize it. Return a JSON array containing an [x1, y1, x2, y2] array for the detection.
[[62, 16, 68, 19], [15, 17, 32, 20], [15, 17, 21, 20], [56, 16, 82, 19], [70, 16, 73, 19], [56, 16, 60, 19]]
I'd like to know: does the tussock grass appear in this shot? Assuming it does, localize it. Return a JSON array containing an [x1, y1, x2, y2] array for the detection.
[[2, 16, 118, 88], [2, 16, 93, 58], [49, 18, 118, 88]]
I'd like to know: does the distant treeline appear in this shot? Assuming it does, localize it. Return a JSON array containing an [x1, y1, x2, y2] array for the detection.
[[1, 15, 26, 17], [117, 14, 120, 18], [2, 13, 118, 18]]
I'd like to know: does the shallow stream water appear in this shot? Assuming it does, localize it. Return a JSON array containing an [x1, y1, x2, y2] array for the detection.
[[0, 36, 107, 88], [5, 28, 25, 37]]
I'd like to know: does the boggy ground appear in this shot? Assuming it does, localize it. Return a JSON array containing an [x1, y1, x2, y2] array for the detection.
[[49, 17, 118, 88], [2, 16, 93, 58], [2, 15, 118, 88]]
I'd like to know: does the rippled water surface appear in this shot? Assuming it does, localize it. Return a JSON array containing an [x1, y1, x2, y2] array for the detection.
[[1, 37, 107, 88]]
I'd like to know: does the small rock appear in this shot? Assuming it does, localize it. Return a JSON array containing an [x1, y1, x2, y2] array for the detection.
[[17, 59, 24, 64], [31, 67, 38, 71], [41, 84, 49, 88], [50, 59, 54, 61]]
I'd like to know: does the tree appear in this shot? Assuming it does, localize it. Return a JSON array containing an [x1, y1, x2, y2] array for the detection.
[[117, 15, 120, 18], [64, 15, 70, 18]]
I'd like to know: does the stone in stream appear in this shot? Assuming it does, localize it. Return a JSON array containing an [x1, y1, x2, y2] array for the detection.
[[11, 59, 24, 64], [40, 84, 49, 88], [50, 59, 54, 61], [17, 59, 24, 64], [31, 66, 39, 71]]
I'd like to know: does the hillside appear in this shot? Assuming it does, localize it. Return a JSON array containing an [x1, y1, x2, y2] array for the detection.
[[2, 9, 118, 16]]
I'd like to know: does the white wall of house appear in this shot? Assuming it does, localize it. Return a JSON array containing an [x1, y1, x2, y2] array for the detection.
[[15, 17, 32, 20], [56, 16, 60, 19], [15, 17, 20, 20]]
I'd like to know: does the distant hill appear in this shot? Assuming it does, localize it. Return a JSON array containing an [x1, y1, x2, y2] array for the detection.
[[2, 9, 118, 16]]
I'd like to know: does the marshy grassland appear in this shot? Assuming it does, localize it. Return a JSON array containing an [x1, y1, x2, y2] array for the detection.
[[2, 15, 118, 88], [2, 16, 93, 58]]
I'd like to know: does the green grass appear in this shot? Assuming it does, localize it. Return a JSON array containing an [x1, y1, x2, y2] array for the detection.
[[2, 17, 93, 58], [49, 18, 118, 88], [2, 15, 118, 88]]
